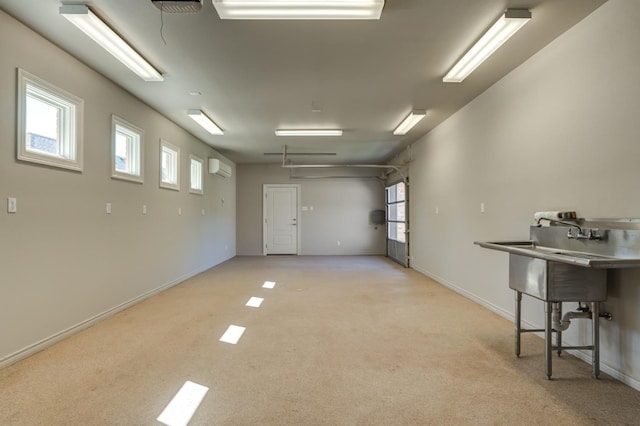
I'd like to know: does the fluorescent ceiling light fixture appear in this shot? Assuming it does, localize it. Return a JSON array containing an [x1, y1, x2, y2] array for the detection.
[[219, 325, 246, 344], [212, 0, 384, 20], [157, 381, 209, 426], [393, 110, 426, 135], [59, 4, 163, 82], [275, 129, 342, 137], [188, 109, 224, 135], [443, 9, 531, 83], [246, 297, 264, 307], [263, 280, 276, 288]]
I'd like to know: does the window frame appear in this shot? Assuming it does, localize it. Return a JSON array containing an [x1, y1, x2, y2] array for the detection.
[[111, 115, 144, 183], [159, 139, 180, 191], [189, 155, 204, 195], [17, 68, 84, 171]]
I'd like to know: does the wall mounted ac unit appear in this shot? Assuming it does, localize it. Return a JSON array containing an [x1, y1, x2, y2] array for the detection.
[[209, 158, 232, 178]]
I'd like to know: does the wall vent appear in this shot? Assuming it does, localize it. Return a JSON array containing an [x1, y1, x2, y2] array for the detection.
[[151, 0, 202, 13]]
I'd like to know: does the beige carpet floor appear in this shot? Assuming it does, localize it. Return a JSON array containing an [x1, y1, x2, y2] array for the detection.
[[1, 256, 639, 425]]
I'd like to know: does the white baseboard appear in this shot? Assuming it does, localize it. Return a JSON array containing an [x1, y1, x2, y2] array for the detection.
[[411, 264, 514, 322], [0, 257, 232, 370], [411, 263, 640, 392]]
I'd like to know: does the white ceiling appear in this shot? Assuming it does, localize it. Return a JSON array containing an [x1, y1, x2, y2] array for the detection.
[[1, 0, 606, 164]]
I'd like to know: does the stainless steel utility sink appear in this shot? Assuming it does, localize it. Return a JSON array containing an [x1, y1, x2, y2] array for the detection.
[[475, 218, 640, 379]]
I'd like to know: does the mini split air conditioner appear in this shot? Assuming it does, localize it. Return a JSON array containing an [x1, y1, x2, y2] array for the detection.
[[151, 0, 202, 13], [209, 159, 232, 178]]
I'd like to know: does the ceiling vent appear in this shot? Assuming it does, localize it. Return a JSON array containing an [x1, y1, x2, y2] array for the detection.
[[151, 0, 202, 13]]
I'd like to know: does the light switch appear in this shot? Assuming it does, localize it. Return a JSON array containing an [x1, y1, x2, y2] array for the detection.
[[142, 205, 147, 215], [480, 202, 485, 213], [7, 197, 17, 213], [106, 203, 112, 214], [178, 207, 182, 215], [202, 209, 205, 216]]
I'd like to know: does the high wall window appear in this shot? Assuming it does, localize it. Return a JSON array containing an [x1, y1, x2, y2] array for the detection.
[[160, 140, 180, 190], [17, 69, 84, 171], [387, 182, 406, 243], [189, 155, 204, 195], [111, 115, 143, 183]]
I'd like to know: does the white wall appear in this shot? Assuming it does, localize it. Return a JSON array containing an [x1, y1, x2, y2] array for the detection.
[[409, 0, 640, 389], [0, 10, 236, 367], [237, 164, 386, 255]]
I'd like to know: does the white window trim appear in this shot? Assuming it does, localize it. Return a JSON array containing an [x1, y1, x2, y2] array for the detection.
[[17, 68, 84, 171], [189, 155, 204, 195], [111, 115, 144, 183], [160, 139, 180, 191]]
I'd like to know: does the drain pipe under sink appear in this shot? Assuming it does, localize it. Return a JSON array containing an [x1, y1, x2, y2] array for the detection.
[[552, 302, 592, 331]]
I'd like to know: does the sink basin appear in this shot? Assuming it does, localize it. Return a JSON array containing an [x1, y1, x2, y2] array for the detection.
[[474, 240, 640, 268], [508, 252, 607, 302]]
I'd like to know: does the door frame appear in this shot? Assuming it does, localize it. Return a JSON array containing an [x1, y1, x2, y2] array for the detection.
[[263, 184, 302, 256]]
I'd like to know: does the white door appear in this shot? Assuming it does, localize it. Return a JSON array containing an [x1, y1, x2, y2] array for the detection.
[[263, 185, 299, 255]]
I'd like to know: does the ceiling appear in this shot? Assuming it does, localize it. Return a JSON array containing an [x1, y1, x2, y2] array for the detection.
[[1, 0, 606, 164]]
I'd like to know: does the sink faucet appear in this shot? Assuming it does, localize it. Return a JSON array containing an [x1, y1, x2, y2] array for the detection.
[[537, 217, 582, 232], [536, 217, 601, 240], [568, 228, 602, 240]]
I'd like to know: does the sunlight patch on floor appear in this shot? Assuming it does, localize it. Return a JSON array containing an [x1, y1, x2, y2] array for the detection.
[[219, 325, 246, 344], [246, 297, 264, 308], [262, 281, 276, 289], [157, 381, 208, 426]]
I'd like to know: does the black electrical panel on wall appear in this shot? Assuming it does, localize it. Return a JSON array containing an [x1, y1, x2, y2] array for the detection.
[[372, 210, 386, 225]]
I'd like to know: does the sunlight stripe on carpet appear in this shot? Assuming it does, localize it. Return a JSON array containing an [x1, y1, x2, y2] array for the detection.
[[246, 297, 264, 308], [157, 381, 208, 426], [219, 325, 246, 344]]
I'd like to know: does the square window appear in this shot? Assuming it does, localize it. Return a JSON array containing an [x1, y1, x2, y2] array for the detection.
[[160, 139, 180, 190], [111, 115, 143, 183], [17, 69, 84, 171], [189, 155, 204, 195]]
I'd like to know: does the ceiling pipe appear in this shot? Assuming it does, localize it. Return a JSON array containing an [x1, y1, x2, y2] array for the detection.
[[288, 175, 384, 181], [281, 145, 406, 182]]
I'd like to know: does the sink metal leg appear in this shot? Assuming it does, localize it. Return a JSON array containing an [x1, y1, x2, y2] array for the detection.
[[515, 291, 522, 358], [556, 302, 563, 356], [592, 302, 600, 378], [545, 301, 553, 379]]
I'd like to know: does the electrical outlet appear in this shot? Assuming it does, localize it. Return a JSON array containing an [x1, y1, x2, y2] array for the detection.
[[480, 202, 485, 213], [435, 206, 439, 214], [142, 205, 147, 215], [178, 207, 182, 215], [106, 203, 112, 214], [7, 197, 17, 213]]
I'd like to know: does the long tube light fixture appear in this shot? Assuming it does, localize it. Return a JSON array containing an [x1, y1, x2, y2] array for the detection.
[[393, 110, 426, 135], [212, 0, 385, 20], [443, 9, 531, 83], [275, 129, 343, 136], [188, 110, 224, 135], [60, 4, 163, 82]]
